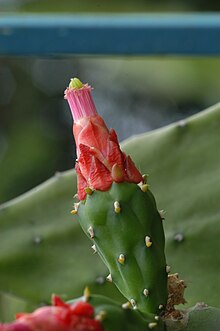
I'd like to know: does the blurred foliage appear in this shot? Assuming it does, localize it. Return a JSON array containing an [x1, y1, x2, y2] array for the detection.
[[0, 0, 220, 203], [1, 57, 220, 203], [0, 58, 75, 203], [1, 0, 220, 13]]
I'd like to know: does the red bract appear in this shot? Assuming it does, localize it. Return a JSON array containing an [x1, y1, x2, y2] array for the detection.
[[65, 79, 142, 200], [0, 296, 103, 331]]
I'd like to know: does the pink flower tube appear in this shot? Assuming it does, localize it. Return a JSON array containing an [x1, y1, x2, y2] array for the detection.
[[64, 78, 142, 200]]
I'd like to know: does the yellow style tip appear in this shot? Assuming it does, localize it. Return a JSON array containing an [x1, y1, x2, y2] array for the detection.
[[69, 77, 84, 89]]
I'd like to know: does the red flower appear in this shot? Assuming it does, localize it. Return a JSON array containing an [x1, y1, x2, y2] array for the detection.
[[0, 296, 103, 331], [65, 78, 142, 200]]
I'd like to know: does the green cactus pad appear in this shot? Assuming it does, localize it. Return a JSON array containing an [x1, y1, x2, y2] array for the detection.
[[165, 303, 220, 331], [76, 182, 167, 316], [184, 304, 220, 331]]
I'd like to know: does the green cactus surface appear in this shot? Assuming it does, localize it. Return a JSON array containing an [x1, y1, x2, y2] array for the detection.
[[165, 303, 220, 331], [0, 293, 34, 323], [0, 103, 220, 323], [183, 304, 220, 331], [76, 182, 167, 316]]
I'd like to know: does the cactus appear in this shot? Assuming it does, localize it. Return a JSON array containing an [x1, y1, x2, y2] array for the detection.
[[1, 98, 220, 329], [65, 78, 168, 318]]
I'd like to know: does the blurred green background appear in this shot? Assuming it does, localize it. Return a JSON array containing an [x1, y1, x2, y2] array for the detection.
[[0, 0, 220, 204]]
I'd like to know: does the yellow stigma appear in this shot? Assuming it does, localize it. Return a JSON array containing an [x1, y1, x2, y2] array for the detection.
[[70, 209, 77, 215], [69, 77, 84, 89]]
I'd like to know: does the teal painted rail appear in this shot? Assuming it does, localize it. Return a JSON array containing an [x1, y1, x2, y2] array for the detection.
[[0, 14, 220, 56]]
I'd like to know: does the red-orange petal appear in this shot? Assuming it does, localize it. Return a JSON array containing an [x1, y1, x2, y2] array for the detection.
[[52, 295, 69, 308], [109, 128, 119, 145], [78, 144, 93, 179], [77, 116, 109, 157], [107, 140, 125, 172], [89, 157, 112, 191], [71, 301, 94, 318], [125, 156, 142, 183], [75, 162, 88, 200]]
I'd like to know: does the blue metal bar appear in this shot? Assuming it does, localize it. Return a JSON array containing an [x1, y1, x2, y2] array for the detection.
[[0, 14, 220, 56]]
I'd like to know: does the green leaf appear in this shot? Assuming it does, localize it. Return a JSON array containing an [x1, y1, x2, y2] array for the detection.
[[0, 103, 220, 320]]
